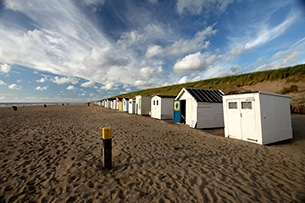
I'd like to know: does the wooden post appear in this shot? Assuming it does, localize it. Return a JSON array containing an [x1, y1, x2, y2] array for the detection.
[[102, 128, 112, 169]]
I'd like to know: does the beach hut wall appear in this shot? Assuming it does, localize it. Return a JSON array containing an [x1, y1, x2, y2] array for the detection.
[[116, 98, 123, 111], [112, 100, 118, 110], [174, 88, 224, 129], [104, 99, 109, 108], [105, 98, 114, 108], [135, 95, 151, 116], [122, 98, 129, 112], [102, 99, 107, 107], [223, 91, 292, 145], [118, 101, 123, 111], [151, 95, 175, 120], [128, 98, 136, 114]]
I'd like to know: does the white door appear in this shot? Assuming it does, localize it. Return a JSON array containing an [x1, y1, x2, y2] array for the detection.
[[226, 100, 242, 139], [152, 99, 158, 118], [240, 100, 258, 142]]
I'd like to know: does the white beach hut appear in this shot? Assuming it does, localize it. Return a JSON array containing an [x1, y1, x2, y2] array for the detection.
[[122, 98, 129, 112], [112, 99, 118, 110], [105, 98, 114, 109], [135, 95, 151, 116], [116, 98, 123, 111], [128, 98, 136, 114], [101, 100, 106, 107], [223, 91, 292, 145], [151, 95, 175, 120], [174, 88, 224, 128], [102, 99, 107, 107], [104, 99, 110, 108]]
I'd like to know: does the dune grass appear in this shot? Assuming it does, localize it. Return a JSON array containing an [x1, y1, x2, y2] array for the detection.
[[113, 64, 305, 99]]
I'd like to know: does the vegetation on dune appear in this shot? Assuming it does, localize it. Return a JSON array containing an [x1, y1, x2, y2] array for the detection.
[[114, 64, 305, 99], [277, 85, 299, 94]]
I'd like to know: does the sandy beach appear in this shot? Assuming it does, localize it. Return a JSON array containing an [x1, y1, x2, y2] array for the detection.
[[1, 104, 305, 202]]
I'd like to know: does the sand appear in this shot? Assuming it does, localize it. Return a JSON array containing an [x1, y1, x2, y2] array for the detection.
[[0, 104, 305, 202]]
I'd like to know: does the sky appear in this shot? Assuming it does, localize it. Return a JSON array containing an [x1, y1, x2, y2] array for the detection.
[[0, 0, 305, 103]]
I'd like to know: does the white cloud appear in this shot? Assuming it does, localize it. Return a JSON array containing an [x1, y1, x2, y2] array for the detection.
[[229, 11, 298, 57], [36, 77, 47, 83], [174, 53, 202, 72], [254, 46, 302, 72], [176, 0, 235, 15], [157, 66, 163, 73], [178, 75, 200, 84], [134, 80, 147, 87], [101, 82, 116, 90], [66, 85, 76, 90], [140, 67, 154, 80], [0, 80, 6, 85], [8, 84, 22, 90], [117, 30, 146, 49], [146, 26, 216, 57], [173, 52, 220, 73], [0, 64, 11, 74], [35, 86, 48, 91], [52, 76, 78, 85], [178, 76, 189, 84], [192, 76, 201, 81], [245, 14, 297, 49], [84, 48, 130, 69], [81, 81, 95, 87], [229, 45, 245, 57], [0, 1, 112, 83], [146, 45, 162, 57], [144, 24, 169, 40]]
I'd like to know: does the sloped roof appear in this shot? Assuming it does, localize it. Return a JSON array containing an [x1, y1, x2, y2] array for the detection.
[[182, 88, 224, 103], [153, 94, 176, 98]]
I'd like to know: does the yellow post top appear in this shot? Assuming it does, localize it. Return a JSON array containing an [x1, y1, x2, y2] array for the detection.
[[102, 127, 112, 139]]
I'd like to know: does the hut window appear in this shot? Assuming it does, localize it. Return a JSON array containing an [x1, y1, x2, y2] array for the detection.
[[241, 101, 252, 109], [228, 102, 237, 109], [153, 100, 155, 105], [156, 100, 159, 105]]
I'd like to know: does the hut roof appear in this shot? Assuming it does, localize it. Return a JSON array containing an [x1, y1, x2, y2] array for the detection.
[[177, 88, 224, 103]]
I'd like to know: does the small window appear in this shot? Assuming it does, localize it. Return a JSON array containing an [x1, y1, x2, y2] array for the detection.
[[153, 100, 155, 105], [228, 102, 237, 109], [241, 101, 252, 109], [156, 100, 159, 105]]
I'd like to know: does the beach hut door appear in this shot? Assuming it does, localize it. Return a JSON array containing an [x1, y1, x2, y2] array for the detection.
[[173, 100, 186, 123], [227, 99, 257, 142], [227, 100, 242, 139], [240, 100, 258, 142]]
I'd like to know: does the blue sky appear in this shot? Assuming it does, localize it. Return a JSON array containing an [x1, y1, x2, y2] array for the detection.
[[0, 0, 304, 103]]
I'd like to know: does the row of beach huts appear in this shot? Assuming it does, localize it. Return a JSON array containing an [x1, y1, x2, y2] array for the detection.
[[94, 88, 293, 145]]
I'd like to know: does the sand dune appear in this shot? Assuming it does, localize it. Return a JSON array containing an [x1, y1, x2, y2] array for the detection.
[[1, 104, 304, 202]]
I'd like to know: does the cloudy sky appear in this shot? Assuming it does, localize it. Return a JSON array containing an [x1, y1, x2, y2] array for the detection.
[[0, 0, 304, 103]]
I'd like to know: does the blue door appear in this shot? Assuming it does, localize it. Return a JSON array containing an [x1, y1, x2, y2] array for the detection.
[[173, 100, 186, 123]]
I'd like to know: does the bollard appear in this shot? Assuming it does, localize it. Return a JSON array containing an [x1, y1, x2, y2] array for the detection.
[[102, 128, 112, 169]]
